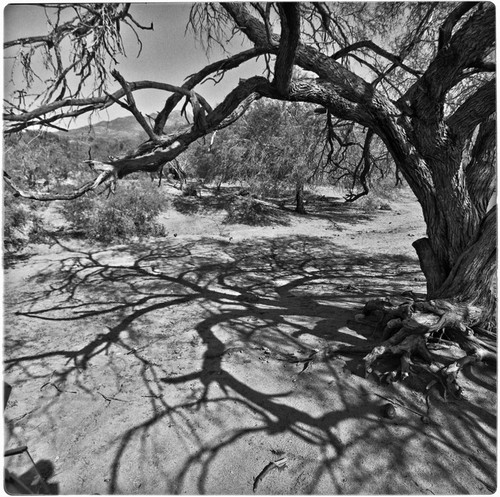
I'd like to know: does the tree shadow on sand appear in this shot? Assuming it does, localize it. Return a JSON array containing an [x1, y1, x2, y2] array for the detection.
[[4, 235, 496, 494]]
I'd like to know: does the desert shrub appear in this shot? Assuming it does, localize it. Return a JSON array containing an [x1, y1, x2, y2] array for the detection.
[[27, 213, 51, 243], [369, 175, 404, 201], [4, 203, 29, 252], [182, 183, 200, 197], [62, 179, 167, 243], [357, 195, 393, 213], [4, 201, 50, 251], [171, 196, 200, 214], [224, 197, 289, 226]]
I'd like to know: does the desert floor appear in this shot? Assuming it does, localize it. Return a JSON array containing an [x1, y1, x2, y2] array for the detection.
[[3, 187, 496, 494]]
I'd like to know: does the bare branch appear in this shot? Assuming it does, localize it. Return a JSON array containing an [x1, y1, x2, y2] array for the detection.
[[399, 3, 494, 124], [154, 47, 268, 134], [345, 129, 374, 202], [111, 70, 159, 141], [4, 4, 153, 118], [332, 41, 422, 78], [3, 171, 103, 201], [4, 79, 213, 134], [447, 78, 496, 142], [96, 76, 273, 179], [274, 3, 301, 95]]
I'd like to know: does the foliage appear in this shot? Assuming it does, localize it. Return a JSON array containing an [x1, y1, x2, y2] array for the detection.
[[224, 196, 289, 226], [171, 196, 200, 215], [191, 100, 325, 197], [3, 199, 51, 252], [4, 202, 30, 252], [4, 132, 90, 187], [61, 178, 167, 243], [190, 99, 399, 202]]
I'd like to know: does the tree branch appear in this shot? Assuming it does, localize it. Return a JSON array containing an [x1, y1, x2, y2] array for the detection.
[[399, 3, 494, 124], [4, 3, 150, 109], [345, 129, 373, 202], [153, 47, 267, 134], [447, 78, 496, 142], [332, 41, 422, 78], [99, 76, 273, 178], [111, 70, 159, 142], [274, 3, 301, 95], [3, 80, 212, 134], [438, 2, 479, 50], [4, 76, 273, 201], [3, 171, 101, 201], [222, 3, 373, 104]]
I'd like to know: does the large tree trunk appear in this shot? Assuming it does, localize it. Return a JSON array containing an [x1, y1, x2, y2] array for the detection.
[[434, 205, 496, 325], [407, 122, 496, 320]]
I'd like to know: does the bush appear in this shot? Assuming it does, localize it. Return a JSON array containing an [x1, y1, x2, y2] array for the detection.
[[224, 197, 289, 226], [357, 195, 393, 213], [4, 202, 50, 252], [171, 196, 200, 214], [4, 203, 29, 252], [182, 182, 200, 197], [62, 179, 167, 243]]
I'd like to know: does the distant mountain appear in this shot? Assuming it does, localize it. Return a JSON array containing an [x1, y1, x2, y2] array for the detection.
[[56, 111, 188, 159], [61, 111, 186, 143]]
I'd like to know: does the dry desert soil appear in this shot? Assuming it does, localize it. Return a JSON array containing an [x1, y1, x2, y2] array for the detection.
[[3, 187, 496, 494]]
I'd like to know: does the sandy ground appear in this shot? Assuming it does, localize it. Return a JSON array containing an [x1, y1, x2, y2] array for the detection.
[[3, 188, 496, 494]]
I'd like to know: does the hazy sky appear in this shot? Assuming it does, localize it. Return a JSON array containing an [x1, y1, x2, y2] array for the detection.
[[4, 3, 266, 126]]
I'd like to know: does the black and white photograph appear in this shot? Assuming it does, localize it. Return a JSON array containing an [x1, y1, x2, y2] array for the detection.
[[3, 2, 496, 494]]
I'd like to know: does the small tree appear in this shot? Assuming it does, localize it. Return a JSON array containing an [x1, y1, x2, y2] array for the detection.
[[198, 99, 326, 211]]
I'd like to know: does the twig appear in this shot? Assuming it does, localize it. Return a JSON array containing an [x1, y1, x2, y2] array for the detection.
[[368, 392, 424, 418], [40, 372, 77, 394], [98, 391, 128, 404], [253, 458, 287, 492]]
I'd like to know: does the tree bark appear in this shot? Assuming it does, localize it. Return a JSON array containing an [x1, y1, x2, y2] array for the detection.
[[295, 182, 306, 214], [435, 205, 496, 325], [412, 238, 448, 296]]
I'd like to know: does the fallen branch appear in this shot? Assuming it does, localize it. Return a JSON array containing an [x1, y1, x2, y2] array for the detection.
[[4, 171, 97, 201]]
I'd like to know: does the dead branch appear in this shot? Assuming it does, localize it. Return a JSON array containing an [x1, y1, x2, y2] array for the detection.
[[153, 47, 267, 134], [332, 40, 422, 77], [111, 70, 159, 141], [4, 80, 214, 134], [345, 129, 373, 202], [4, 171, 97, 201]]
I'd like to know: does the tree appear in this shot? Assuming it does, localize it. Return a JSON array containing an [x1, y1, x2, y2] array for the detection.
[[195, 99, 325, 210], [4, 3, 496, 392], [238, 100, 324, 213]]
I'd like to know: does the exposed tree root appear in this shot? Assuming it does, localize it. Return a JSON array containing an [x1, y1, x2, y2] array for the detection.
[[287, 296, 495, 403], [356, 297, 496, 398]]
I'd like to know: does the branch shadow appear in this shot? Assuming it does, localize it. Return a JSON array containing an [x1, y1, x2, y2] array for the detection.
[[3, 234, 496, 494]]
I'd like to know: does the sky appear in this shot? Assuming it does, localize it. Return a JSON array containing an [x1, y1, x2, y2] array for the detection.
[[3, 3, 267, 128]]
